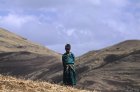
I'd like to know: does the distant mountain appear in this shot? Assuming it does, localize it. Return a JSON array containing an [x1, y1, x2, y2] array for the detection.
[[75, 40, 140, 92], [0, 28, 62, 82]]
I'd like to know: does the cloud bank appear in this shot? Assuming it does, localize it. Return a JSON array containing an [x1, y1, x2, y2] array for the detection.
[[0, 0, 140, 56]]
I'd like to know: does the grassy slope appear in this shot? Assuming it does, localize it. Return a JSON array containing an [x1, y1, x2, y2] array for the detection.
[[75, 40, 140, 91], [0, 28, 60, 57], [0, 28, 62, 81]]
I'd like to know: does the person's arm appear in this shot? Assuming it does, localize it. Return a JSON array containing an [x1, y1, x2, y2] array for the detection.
[[62, 55, 65, 67], [71, 53, 75, 62]]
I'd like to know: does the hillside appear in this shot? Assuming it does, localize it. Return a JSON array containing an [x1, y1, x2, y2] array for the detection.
[[0, 28, 59, 56], [0, 74, 92, 92], [0, 28, 62, 82], [52, 40, 140, 92], [75, 40, 140, 92], [0, 28, 140, 92]]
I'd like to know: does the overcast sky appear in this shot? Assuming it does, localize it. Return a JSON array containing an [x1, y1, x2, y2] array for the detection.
[[0, 0, 140, 56]]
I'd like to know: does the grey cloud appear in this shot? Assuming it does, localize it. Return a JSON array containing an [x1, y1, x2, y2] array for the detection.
[[0, 0, 140, 56]]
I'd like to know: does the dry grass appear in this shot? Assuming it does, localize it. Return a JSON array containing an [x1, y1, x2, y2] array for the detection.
[[0, 75, 94, 92]]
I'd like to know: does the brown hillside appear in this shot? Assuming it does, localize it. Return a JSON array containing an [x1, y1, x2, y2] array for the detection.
[[0, 28, 59, 56], [0, 28, 62, 82], [0, 28, 140, 92], [52, 40, 140, 92], [75, 40, 140, 92]]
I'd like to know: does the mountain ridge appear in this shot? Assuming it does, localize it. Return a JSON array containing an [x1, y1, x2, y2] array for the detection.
[[0, 28, 60, 57]]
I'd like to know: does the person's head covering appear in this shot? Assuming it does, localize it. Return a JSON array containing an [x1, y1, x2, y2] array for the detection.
[[65, 44, 71, 50]]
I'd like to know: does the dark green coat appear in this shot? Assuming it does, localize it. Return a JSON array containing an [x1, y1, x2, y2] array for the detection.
[[62, 52, 76, 85]]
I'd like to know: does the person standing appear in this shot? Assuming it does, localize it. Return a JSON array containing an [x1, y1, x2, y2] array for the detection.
[[62, 44, 76, 86]]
